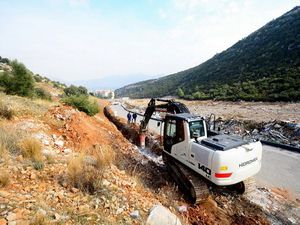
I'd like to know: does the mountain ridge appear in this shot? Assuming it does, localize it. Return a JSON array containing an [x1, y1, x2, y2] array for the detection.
[[115, 6, 300, 101]]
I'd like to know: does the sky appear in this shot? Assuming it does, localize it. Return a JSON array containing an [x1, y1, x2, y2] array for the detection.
[[0, 0, 298, 89]]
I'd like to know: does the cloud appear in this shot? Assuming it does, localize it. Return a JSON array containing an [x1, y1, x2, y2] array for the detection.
[[0, 0, 298, 86], [68, 0, 90, 7]]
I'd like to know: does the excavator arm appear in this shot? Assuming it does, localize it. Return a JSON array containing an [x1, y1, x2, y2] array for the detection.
[[140, 98, 190, 132]]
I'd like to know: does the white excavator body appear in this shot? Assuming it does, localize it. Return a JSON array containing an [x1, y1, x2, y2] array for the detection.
[[163, 113, 262, 186]]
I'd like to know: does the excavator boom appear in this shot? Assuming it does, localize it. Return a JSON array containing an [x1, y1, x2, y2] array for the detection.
[[140, 98, 190, 132]]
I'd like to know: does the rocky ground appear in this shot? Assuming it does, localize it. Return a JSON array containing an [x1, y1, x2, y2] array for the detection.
[[0, 97, 189, 224], [125, 99, 300, 123], [125, 99, 300, 148]]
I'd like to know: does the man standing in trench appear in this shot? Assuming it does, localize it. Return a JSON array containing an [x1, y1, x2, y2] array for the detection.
[[127, 112, 132, 124], [132, 113, 137, 123]]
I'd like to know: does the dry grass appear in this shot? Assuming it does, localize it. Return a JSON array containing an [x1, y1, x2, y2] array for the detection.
[[0, 170, 9, 187], [0, 92, 58, 118], [19, 138, 42, 161], [0, 125, 25, 155], [30, 213, 50, 225], [0, 142, 7, 159], [67, 154, 103, 194], [0, 100, 14, 119], [93, 145, 115, 169], [43, 114, 65, 129]]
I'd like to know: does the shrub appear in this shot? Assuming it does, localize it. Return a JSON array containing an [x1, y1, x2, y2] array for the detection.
[[0, 170, 9, 187], [33, 75, 43, 82], [62, 95, 99, 116], [18, 138, 42, 161], [33, 160, 44, 170], [0, 101, 14, 119], [64, 85, 88, 97], [0, 60, 35, 97], [34, 88, 52, 101]]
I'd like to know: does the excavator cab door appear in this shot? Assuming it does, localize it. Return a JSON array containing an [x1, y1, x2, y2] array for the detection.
[[164, 117, 185, 153]]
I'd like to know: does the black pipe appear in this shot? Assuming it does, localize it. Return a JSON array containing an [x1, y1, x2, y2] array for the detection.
[[261, 140, 300, 153]]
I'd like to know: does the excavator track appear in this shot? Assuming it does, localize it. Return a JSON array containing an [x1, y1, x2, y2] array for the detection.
[[235, 177, 256, 195], [163, 153, 210, 204]]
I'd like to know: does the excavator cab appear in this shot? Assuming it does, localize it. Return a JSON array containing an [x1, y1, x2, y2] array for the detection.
[[163, 113, 207, 153]]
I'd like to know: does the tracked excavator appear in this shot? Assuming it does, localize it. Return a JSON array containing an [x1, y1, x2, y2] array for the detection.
[[140, 98, 262, 204]]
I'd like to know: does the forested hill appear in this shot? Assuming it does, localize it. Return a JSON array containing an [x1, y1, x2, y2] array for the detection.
[[115, 6, 300, 101]]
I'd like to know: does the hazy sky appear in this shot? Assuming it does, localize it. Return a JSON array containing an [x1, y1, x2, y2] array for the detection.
[[0, 0, 298, 86]]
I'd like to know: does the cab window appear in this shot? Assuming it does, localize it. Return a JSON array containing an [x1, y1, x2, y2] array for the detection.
[[189, 120, 205, 138], [166, 120, 176, 138], [165, 119, 185, 144]]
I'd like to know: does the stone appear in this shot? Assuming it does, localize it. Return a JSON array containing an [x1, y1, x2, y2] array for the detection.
[[71, 187, 79, 193], [102, 179, 110, 187], [116, 208, 124, 215], [177, 205, 187, 213], [130, 210, 139, 219], [54, 140, 64, 148], [0, 191, 10, 198], [252, 129, 259, 134], [6, 212, 16, 221], [7, 222, 16, 225], [0, 219, 7, 225], [42, 140, 50, 146], [63, 148, 72, 154], [54, 213, 60, 220], [146, 205, 182, 225], [51, 134, 57, 140], [274, 124, 281, 129], [30, 173, 36, 180], [37, 208, 47, 216]]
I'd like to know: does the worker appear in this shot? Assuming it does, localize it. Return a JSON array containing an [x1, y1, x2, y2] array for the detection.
[[127, 112, 132, 124], [132, 113, 137, 123]]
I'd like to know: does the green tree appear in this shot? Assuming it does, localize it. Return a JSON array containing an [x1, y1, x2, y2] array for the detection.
[[64, 85, 88, 96], [178, 88, 185, 98], [0, 60, 34, 96]]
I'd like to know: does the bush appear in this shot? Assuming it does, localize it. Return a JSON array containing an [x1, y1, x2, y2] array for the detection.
[[0, 60, 35, 97], [33, 74, 43, 82], [33, 160, 44, 170], [64, 85, 88, 97], [34, 88, 52, 101], [62, 95, 99, 116], [0, 101, 14, 119]]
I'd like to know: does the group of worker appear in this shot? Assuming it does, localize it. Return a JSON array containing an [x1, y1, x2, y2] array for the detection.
[[127, 112, 137, 124]]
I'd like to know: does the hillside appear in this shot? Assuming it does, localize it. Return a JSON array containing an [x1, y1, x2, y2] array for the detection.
[[115, 6, 300, 101]]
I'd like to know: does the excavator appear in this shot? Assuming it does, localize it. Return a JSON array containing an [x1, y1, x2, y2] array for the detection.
[[140, 98, 262, 204]]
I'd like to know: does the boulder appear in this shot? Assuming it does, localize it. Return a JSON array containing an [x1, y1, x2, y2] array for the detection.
[[146, 205, 182, 225]]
